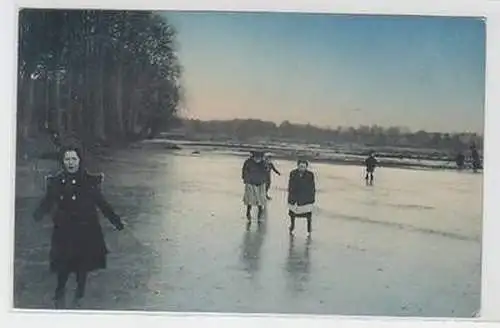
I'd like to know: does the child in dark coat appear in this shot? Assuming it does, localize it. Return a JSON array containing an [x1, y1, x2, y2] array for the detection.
[[33, 146, 124, 309], [364, 152, 378, 185], [287, 159, 316, 236], [242, 151, 268, 220]]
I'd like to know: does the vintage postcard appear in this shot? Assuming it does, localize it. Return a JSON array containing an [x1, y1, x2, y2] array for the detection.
[[11, 4, 485, 321]]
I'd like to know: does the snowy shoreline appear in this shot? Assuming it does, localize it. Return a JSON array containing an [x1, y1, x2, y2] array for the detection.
[[136, 139, 481, 172]]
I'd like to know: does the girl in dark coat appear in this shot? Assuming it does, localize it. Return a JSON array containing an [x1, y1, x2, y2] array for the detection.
[[242, 151, 268, 221], [33, 146, 124, 309], [470, 144, 482, 173], [287, 159, 316, 236], [364, 151, 378, 185], [455, 152, 465, 170]]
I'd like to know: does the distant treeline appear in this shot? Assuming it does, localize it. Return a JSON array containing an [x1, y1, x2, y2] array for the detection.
[[17, 9, 183, 150], [180, 119, 483, 152]]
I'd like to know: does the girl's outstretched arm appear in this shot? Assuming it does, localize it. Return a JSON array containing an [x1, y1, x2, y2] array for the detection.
[[91, 174, 124, 230]]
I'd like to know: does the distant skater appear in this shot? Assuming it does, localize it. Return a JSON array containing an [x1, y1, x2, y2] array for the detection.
[[287, 159, 316, 236], [455, 152, 465, 170], [470, 144, 482, 173], [33, 146, 125, 309], [364, 151, 378, 185], [264, 154, 281, 200], [242, 151, 268, 221]]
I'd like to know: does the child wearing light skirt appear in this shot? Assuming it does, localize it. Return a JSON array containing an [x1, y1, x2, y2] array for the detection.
[[242, 150, 268, 220], [287, 159, 316, 235]]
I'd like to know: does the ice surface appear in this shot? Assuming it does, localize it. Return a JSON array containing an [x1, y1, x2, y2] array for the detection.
[[13, 149, 481, 317]]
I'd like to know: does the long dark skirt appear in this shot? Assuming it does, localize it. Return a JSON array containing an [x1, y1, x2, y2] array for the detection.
[[49, 220, 108, 273]]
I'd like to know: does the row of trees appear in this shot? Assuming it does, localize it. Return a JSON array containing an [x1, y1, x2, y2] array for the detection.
[[181, 119, 483, 151], [17, 9, 183, 150]]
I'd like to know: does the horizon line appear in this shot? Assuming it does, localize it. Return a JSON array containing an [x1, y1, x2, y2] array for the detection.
[[178, 116, 484, 136]]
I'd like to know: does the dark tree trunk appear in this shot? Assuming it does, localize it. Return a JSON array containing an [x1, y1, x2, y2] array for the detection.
[[115, 59, 124, 138]]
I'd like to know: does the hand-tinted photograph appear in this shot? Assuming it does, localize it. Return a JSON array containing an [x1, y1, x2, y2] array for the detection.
[[14, 9, 484, 317]]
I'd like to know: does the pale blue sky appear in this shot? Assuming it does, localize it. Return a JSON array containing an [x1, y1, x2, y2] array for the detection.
[[161, 12, 486, 133]]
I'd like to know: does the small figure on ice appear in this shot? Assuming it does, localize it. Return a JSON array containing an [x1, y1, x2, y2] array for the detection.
[[455, 151, 465, 171], [364, 151, 378, 185], [242, 150, 268, 222], [264, 154, 281, 200], [33, 146, 125, 309], [287, 159, 316, 237], [470, 143, 482, 173]]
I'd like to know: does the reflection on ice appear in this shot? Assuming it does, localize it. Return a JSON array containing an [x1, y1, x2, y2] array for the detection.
[[285, 235, 312, 294], [14, 149, 482, 317], [240, 220, 267, 278]]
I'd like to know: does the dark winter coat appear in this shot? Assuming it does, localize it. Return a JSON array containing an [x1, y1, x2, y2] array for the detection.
[[456, 153, 465, 168], [365, 156, 378, 172], [242, 158, 268, 186], [33, 169, 123, 273], [471, 149, 482, 169], [288, 169, 316, 206]]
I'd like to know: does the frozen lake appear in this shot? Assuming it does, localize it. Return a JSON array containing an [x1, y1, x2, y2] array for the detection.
[[13, 149, 482, 317]]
